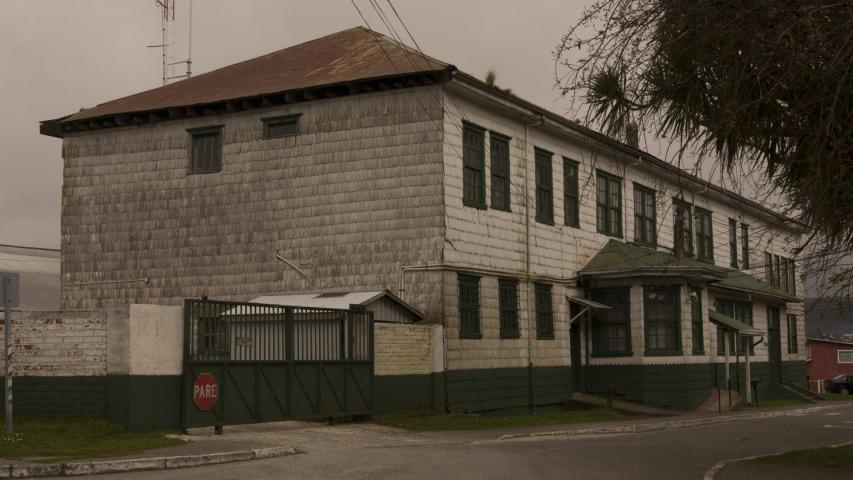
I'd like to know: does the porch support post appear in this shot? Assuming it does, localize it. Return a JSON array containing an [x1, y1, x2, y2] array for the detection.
[[744, 334, 753, 405], [724, 329, 730, 387]]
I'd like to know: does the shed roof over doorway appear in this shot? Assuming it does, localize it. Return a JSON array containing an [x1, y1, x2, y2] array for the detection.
[[249, 290, 424, 323]]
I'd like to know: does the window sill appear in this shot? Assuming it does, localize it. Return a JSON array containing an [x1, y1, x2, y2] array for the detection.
[[188, 168, 222, 175], [535, 219, 555, 226], [491, 205, 512, 213], [463, 202, 487, 210], [500, 332, 521, 340], [645, 350, 684, 357], [597, 230, 623, 239], [591, 351, 633, 358], [536, 334, 555, 341], [459, 332, 482, 340], [692, 350, 706, 356]]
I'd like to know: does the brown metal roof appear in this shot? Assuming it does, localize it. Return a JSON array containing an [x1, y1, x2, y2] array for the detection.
[[62, 27, 451, 123]]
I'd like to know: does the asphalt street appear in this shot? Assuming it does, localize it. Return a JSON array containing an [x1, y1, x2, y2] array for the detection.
[[63, 404, 853, 480]]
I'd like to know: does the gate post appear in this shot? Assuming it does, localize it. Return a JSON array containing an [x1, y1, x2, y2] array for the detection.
[[179, 300, 192, 431], [285, 307, 294, 417]]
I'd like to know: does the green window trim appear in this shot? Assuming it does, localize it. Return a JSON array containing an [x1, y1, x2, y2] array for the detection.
[[729, 218, 738, 269], [596, 170, 623, 237], [458, 273, 482, 339], [789, 258, 797, 296], [633, 184, 657, 247], [644, 286, 681, 354], [563, 158, 580, 228], [499, 278, 520, 339], [673, 199, 694, 257], [490, 132, 511, 211], [690, 287, 704, 354], [774, 255, 782, 289], [787, 314, 799, 353], [591, 287, 632, 356], [534, 148, 554, 225], [535, 282, 555, 340], [462, 122, 486, 209], [694, 207, 714, 263], [741, 223, 750, 269]]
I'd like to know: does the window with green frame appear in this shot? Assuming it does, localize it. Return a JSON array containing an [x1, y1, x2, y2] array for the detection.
[[644, 286, 681, 353], [787, 314, 798, 353], [458, 274, 481, 339], [498, 278, 520, 339], [563, 158, 579, 228], [764, 252, 773, 285], [591, 288, 631, 355], [741, 224, 750, 269], [690, 287, 704, 354], [633, 184, 656, 246], [695, 208, 714, 262], [535, 283, 554, 339], [490, 132, 511, 211], [462, 123, 486, 209], [728, 218, 738, 268], [596, 171, 622, 237], [534, 148, 554, 224], [673, 199, 694, 257]]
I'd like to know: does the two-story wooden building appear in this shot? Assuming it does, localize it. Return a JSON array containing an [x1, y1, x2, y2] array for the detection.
[[41, 27, 807, 411]]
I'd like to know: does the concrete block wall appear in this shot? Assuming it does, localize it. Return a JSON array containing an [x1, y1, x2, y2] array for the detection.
[[374, 322, 441, 376], [0, 310, 106, 376]]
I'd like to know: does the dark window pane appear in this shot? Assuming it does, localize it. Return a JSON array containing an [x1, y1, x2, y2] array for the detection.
[[596, 172, 622, 236], [263, 115, 300, 138], [535, 149, 553, 224], [458, 274, 481, 338], [741, 224, 750, 269], [634, 186, 656, 246], [563, 159, 579, 227], [499, 279, 519, 338], [462, 124, 485, 208], [490, 135, 510, 210], [729, 219, 738, 268], [535, 283, 554, 339], [591, 288, 631, 354], [189, 128, 222, 174], [644, 287, 680, 352]]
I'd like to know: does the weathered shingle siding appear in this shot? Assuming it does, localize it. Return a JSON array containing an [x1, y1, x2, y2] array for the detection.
[[60, 88, 446, 318], [441, 88, 806, 370]]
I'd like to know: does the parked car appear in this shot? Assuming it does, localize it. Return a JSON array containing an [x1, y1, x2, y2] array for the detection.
[[825, 374, 853, 395]]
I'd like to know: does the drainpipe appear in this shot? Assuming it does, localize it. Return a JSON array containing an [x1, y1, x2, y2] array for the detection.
[[524, 115, 545, 413]]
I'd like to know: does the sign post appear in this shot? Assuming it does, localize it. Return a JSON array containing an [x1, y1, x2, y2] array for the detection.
[[1, 272, 20, 434]]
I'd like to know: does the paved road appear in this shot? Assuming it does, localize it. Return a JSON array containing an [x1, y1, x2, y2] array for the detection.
[[75, 404, 853, 480]]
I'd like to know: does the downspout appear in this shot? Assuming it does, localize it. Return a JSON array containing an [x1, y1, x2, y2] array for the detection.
[[525, 115, 545, 413]]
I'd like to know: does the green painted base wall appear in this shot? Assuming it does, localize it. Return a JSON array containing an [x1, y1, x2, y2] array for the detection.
[[587, 361, 809, 411], [107, 375, 182, 430], [446, 367, 572, 412], [0, 376, 106, 415], [374, 373, 444, 411]]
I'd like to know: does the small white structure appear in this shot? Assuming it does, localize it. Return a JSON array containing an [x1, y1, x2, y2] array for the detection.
[[251, 290, 424, 324]]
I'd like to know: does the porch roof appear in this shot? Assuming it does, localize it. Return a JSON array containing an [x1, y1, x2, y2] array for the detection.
[[579, 240, 801, 303], [709, 310, 764, 336]]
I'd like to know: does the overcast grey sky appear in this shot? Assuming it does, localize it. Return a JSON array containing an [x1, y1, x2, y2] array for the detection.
[[0, 0, 740, 250]]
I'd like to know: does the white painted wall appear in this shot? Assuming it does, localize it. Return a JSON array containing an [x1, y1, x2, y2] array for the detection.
[[107, 304, 183, 376]]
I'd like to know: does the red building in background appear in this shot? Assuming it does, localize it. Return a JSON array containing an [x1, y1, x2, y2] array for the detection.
[[807, 338, 853, 392]]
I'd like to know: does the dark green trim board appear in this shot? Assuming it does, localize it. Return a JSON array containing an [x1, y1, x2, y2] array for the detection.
[[107, 375, 182, 430], [0, 376, 106, 416], [445, 367, 572, 412]]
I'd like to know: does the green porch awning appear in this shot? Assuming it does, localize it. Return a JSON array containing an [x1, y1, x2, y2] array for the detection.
[[709, 310, 763, 336]]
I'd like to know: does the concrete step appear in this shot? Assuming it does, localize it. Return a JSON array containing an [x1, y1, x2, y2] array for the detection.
[[781, 382, 824, 401], [697, 388, 741, 413]]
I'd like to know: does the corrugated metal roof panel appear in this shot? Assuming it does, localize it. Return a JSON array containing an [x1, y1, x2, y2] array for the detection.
[[62, 27, 450, 123], [250, 289, 424, 321]]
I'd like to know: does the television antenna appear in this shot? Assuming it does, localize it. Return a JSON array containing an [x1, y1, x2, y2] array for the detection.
[[148, 0, 193, 85]]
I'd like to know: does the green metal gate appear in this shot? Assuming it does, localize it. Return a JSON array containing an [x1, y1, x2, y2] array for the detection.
[[180, 299, 374, 429]]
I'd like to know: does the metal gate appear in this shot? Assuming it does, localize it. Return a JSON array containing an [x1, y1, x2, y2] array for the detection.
[[180, 299, 373, 429]]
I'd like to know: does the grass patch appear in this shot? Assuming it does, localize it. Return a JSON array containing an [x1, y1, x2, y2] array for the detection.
[[0, 416, 183, 461], [821, 393, 853, 401], [373, 407, 643, 431], [751, 443, 853, 469]]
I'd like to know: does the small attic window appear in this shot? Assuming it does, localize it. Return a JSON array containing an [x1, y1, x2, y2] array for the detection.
[[262, 114, 301, 139], [187, 125, 223, 175]]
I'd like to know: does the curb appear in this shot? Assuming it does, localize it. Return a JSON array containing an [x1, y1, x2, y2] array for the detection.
[[495, 403, 851, 441], [0, 446, 299, 479], [702, 439, 853, 480]]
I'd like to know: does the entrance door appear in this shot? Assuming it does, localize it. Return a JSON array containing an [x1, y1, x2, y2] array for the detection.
[[767, 307, 783, 383], [570, 322, 583, 391]]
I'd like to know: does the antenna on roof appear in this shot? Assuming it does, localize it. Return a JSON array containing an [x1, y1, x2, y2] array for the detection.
[[147, 0, 193, 86]]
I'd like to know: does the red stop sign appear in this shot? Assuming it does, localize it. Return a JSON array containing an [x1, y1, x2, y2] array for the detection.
[[193, 372, 218, 411]]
